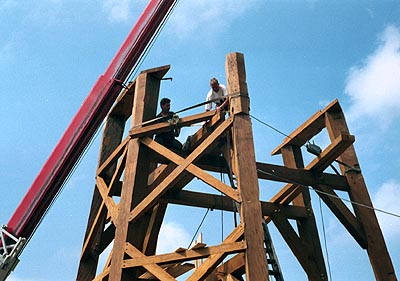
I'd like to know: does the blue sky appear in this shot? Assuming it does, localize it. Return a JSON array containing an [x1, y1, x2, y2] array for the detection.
[[1, 0, 400, 280]]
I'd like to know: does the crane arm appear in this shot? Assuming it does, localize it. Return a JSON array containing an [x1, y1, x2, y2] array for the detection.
[[1, 0, 176, 278]]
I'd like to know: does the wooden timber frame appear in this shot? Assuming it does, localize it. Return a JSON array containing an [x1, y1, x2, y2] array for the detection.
[[76, 52, 397, 281]]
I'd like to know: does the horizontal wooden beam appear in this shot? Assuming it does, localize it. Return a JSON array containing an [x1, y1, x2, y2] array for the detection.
[[161, 190, 235, 211], [162, 190, 308, 219], [123, 243, 176, 280], [129, 110, 218, 138], [256, 162, 349, 191], [187, 224, 245, 281], [139, 64, 172, 79], [123, 241, 246, 268], [261, 201, 308, 220], [272, 99, 341, 155], [155, 155, 350, 192]]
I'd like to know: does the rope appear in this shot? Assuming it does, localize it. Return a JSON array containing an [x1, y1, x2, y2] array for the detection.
[[319, 197, 333, 281], [256, 168, 400, 219]]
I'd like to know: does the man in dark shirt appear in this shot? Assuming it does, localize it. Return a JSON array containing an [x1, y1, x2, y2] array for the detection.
[[154, 98, 183, 150]]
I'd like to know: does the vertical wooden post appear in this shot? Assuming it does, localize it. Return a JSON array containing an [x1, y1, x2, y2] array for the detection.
[[77, 113, 125, 280], [109, 71, 163, 280], [325, 109, 396, 281], [226, 52, 269, 280]]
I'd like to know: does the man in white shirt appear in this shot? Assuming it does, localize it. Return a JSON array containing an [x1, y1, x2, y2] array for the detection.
[[205, 77, 229, 112]]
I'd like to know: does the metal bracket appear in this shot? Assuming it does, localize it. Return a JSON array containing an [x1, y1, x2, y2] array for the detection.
[[0, 225, 26, 280]]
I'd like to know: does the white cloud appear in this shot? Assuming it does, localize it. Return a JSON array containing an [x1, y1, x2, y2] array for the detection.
[[372, 179, 400, 240], [156, 221, 191, 254], [345, 25, 400, 128], [102, 0, 136, 23], [168, 0, 260, 39]]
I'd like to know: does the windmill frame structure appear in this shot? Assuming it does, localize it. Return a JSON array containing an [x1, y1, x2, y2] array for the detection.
[[76, 52, 396, 281]]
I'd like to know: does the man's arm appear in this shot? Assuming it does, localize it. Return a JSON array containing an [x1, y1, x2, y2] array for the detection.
[[174, 128, 180, 137], [205, 90, 213, 111], [216, 85, 229, 112]]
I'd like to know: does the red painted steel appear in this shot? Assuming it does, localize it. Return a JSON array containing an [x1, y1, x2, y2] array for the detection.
[[7, 0, 175, 240]]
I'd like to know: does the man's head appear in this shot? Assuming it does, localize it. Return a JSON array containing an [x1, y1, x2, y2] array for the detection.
[[160, 97, 171, 112], [210, 77, 220, 92]]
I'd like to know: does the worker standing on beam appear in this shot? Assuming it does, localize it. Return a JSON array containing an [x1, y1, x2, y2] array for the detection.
[[205, 77, 229, 112]]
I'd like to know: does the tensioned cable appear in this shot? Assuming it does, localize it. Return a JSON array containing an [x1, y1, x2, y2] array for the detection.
[[220, 172, 225, 243], [250, 113, 363, 175], [25, 119, 106, 246], [120, 0, 180, 85], [249, 114, 292, 140], [257, 168, 400, 219], [187, 208, 210, 249], [319, 197, 333, 280]]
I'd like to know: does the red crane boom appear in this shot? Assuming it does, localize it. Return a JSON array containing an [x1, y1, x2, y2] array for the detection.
[[1, 1, 176, 278]]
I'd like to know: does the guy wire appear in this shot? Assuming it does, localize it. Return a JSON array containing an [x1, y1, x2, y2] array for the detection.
[[256, 168, 400, 219]]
